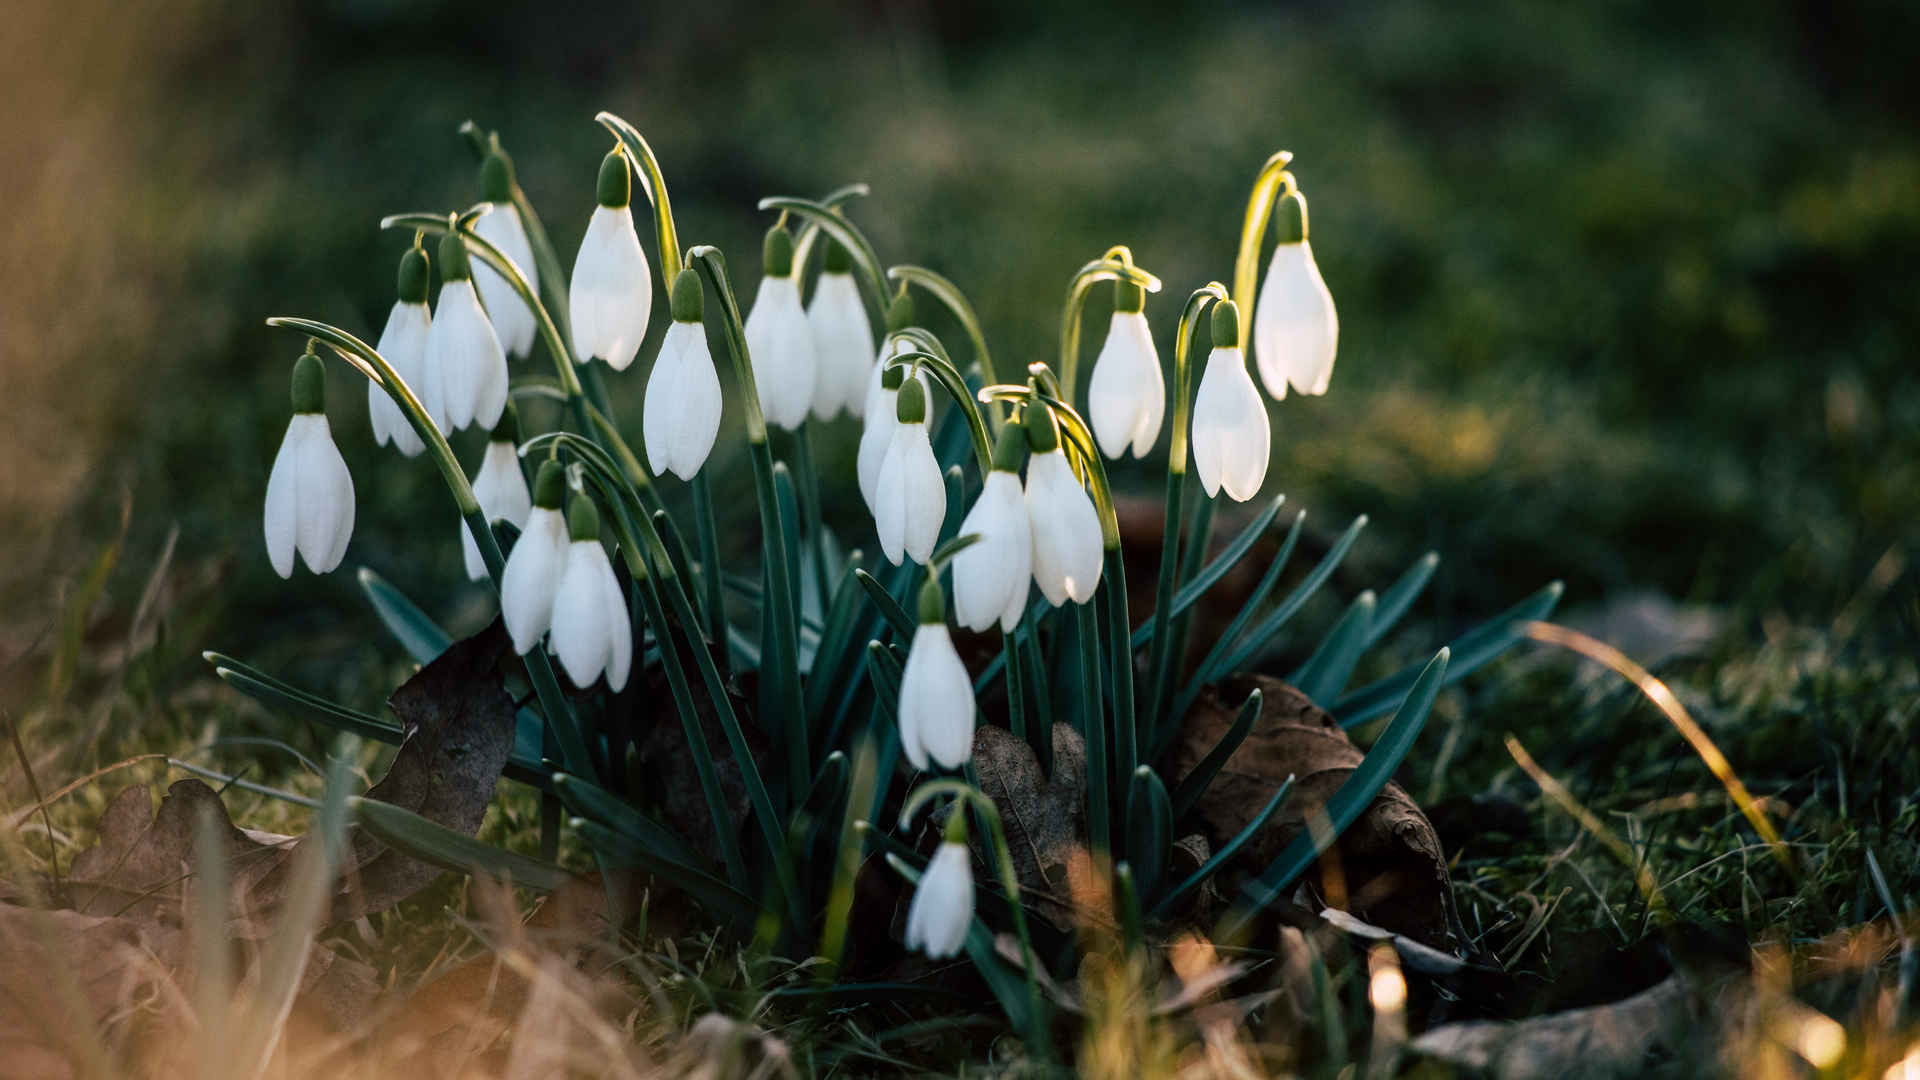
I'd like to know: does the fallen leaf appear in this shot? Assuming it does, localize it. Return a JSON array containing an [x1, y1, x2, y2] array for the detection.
[[1407, 973, 1701, 1079], [632, 663, 769, 859], [971, 723, 1089, 931]]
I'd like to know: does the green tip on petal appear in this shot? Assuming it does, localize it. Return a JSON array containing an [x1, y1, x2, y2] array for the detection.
[[942, 805, 970, 844], [670, 267, 704, 323], [397, 247, 431, 303], [489, 401, 520, 444], [762, 224, 794, 278], [532, 460, 567, 509], [884, 291, 916, 333], [1275, 188, 1308, 244], [290, 351, 325, 414], [596, 149, 630, 208], [881, 362, 906, 391], [895, 376, 927, 424], [823, 236, 852, 273], [990, 423, 1027, 473], [437, 231, 471, 281], [1115, 277, 1145, 313], [917, 575, 946, 624], [1211, 299, 1241, 348], [1024, 407, 1059, 454], [567, 495, 601, 542], [479, 150, 515, 203]]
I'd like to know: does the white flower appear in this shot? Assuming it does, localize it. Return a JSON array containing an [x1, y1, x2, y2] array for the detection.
[[858, 340, 928, 512], [501, 463, 570, 654], [806, 261, 873, 421], [370, 297, 429, 457], [423, 233, 508, 432], [643, 317, 722, 481], [548, 500, 632, 692], [569, 150, 653, 371], [471, 202, 539, 359], [743, 275, 815, 430], [873, 381, 944, 565], [1251, 190, 1338, 399], [1191, 344, 1271, 502], [1087, 305, 1165, 459], [1025, 444, 1102, 606], [265, 355, 354, 578], [904, 839, 974, 959], [952, 469, 1031, 633], [461, 437, 533, 581], [899, 621, 975, 770]]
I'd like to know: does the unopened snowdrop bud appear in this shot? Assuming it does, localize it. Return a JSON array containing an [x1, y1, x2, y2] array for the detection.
[[898, 578, 976, 771], [569, 149, 653, 371], [1252, 185, 1338, 399], [874, 378, 944, 565], [806, 239, 874, 421], [461, 407, 533, 581], [952, 426, 1033, 632], [549, 496, 632, 692], [471, 150, 539, 359], [501, 461, 570, 654], [643, 269, 722, 481], [370, 246, 431, 456], [1023, 412, 1103, 605], [424, 230, 509, 432], [1192, 301, 1270, 502], [1087, 278, 1165, 459], [264, 350, 355, 578], [743, 224, 815, 430], [904, 814, 974, 959]]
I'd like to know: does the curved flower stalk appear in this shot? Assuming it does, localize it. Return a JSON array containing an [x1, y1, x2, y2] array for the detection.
[[899, 570, 976, 770], [461, 409, 533, 581], [904, 812, 974, 959], [643, 269, 723, 481], [1023, 408, 1103, 605], [886, 263, 1000, 395], [570, 149, 654, 371], [952, 425, 1033, 633], [370, 245, 431, 457], [549, 495, 632, 691], [424, 228, 509, 432], [1251, 176, 1338, 398], [1087, 277, 1164, 459], [264, 348, 354, 577], [501, 461, 571, 653], [1191, 300, 1270, 502], [859, 294, 928, 511], [471, 148, 540, 359], [1057, 246, 1162, 408], [874, 378, 944, 565], [743, 223, 815, 430], [806, 239, 874, 420]]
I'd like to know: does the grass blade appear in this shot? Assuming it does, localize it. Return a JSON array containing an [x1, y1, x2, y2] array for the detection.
[[352, 795, 573, 892], [1363, 551, 1439, 651], [854, 568, 918, 642], [1154, 774, 1295, 918], [1125, 766, 1172, 900], [1288, 590, 1377, 704], [1209, 513, 1369, 679], [1169, 687, 1263, 821], [1332, 581, 1563, 728]]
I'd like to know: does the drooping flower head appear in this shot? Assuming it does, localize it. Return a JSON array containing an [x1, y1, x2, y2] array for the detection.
[[952, 424, 1033, 633], [423, 229, 509, 433], [806, 238, 875, 421], [742, 223, 815, 430], [1251, 182, 1338, 399], [643, 268, 723, 481], [859, 293, 929, 511], [1088, 277, 1165, 459], [904, 812, 974, 959], [370, 245, 431, 457], [501, 460, 570, 654], [461, 406, 533, 581], [471, 147, 539, 359], [1191, 300, 1270, 502], [874, 376, 945, 566], [264, 349, 355, 578], [1023, 409, 1103, 606], [549, 494, 633, 692], [898, 576, 976, 771], [569, 148, 653, 371]]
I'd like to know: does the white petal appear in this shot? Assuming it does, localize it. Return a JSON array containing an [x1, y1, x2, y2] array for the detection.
[[1252, 241, 1339, 399], [876, 422, 944, 565], [1025, 450, 1102, 605], [472, 441, 532, 528], [805, 271, 873, 420], [857, 358, 929, 513], [643, 322, 723, 480], [263, 420, 302, 578], [472, 204, 539, 358], [461, 518, 487, 581], [1191, 347, 1270, 502], [597, 546, 633, 692], [1087, 310, 1164, 460], [952, 472, 1032, 633], [551, 540, 615, 687], [743, 276, 815, 430], [290, 415, 354, 574], [905, 841, 974, 959], [500, 507, 569, 653], [426, 280, 508, 431], [899, 624, 975, 770], [376, 301, 432, 452], [568, 205, 653, 370]]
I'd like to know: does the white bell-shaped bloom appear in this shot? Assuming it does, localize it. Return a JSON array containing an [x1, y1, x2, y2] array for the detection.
[[743, 274, 815, 430], [643, 319, 722, 481], [858, 341, 928, 512], [471, 202, 539, 359], [899, 620, 975, 770], [461, 438, 533, 581], [1025, 445, 1102, 606], [1087, 308, 1165, 459], [806, 266, 873, 421], [549, 499, 632, 692], [952, 468, 1032, 633], [1191, 345, 1271, 502], [570, 204, 652, 371], [265, 355, 354, 578], [904, 839, 974, 959], [501, 463, 570, 654], [370, 297, 429, 457], [1252, 189, 1338, 399], [423, 232, 509, 433], [874, 382, 944, 566]]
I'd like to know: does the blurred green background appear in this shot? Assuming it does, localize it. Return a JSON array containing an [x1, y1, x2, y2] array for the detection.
[[4, 0, 1916, 712]]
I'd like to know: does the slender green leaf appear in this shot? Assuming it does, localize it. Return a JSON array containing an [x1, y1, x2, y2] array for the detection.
[[1289, 590, 1377, 704], [865, 641, 903, 721], [1164, 510, 1306, 737], [854, 569, 918, 642], [887, 264, 999, 387], [352, 796, 573, 892], [357, 567, 451, 664], [1332, 581, 1563, 728], [1125, 767, 1172, 900], [1363, 551, 1440, 651], [575, 819, 764, 927], [552, 773, 700, 869], [1169, 687, 1263, 821], [1210, 513, 1369, 678], [1155, 775, 1295, 918]]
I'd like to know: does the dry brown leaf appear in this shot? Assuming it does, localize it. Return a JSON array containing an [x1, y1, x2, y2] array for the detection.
[[971, 722, 1089, 931], [1407, 973, 1700, 1079]]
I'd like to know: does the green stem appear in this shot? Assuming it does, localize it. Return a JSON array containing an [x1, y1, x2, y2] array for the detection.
[[1056, 253, 1162, 407], [1231, 150, 1297, 344], [789, 183, 872, 287], [689, 471, 726, 654], [791, 424, 834, 610], [595, 112, 683, 284], [457, 121, 578, 350], [1102, 548, 1135, 820], [757, 195, 890, 325], [882, 344, 994, 475], [1076, 602, 1109, 856], [887, 265, 1000, 391]]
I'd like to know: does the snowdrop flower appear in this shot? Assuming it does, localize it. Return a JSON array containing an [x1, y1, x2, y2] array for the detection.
[[369, 246, 430, 457], [264, 350, 354, 578], [423, 230, 509, 433], [643, 269, 722, 480], [951, 427, 1032, 633], [742, 224, 815, 430], [549, 496, 632, 692], [501, 461, 570, 654], [569, 149, 653, 371], [1023, 412, 1103, 606], [471, 149, 539, 360], [874, 378, 944, 565], [1191, 301, 1270, 502], [806, 239, 873, 420], [1087, 278, 1165, 459], [460, 410, 533, 581], [1251, 184, 1338, 399], [898, 578, 976, 771], [859, 295, 929, 512], [904, 817, 974, 959]]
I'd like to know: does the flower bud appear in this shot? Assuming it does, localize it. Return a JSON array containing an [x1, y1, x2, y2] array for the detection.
[[1211, 298, 1241, 348], [290, 349, 325, 414], [670, 267, 704, 323], [917, 575, 945, 624], [532, 459, 567, 510], [1115, 277, 1145, 313], [437, 231, 471, 282], [396, 247, 431, 305], [762, 224, 794, 278], [568, 495, 601, 543], [823, 236, 853, 273], [1023, 407, 1059, 454], [884, 291, 916, 334], [596, 149, 630, 209], [895, 376, 927, 424], [479, 150, 515, 204]]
